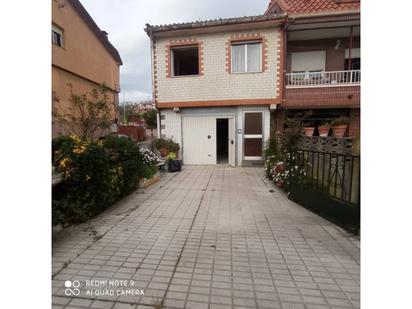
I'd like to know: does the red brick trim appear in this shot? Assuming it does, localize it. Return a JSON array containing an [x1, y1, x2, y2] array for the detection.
[[226, 33, 268, 74], [277, 29, 285, 103], [156, 98, 281, 109], [165, 39, 204, 78], [152, 44, 159, 106], [284, 85, 360, 109]]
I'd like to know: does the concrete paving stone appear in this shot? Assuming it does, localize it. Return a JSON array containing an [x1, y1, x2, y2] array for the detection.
[[69, 298, 93, 307], [187, 293, 209, 303], [185, 301, 209, 309], [280, 303, 305, 309], [53, 166, 359, 309], [90, 300, 116, 308], [233, 297, 256, 307], [257, 299, 282, 308], [112, 303, 136, 309], [164, 298, 185, 308]]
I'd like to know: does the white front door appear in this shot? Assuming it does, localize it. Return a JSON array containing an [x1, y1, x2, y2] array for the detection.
[[228, 118, 235, 166], [183, 117, 216, 165]]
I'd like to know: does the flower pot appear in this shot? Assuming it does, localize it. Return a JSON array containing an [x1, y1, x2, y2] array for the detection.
[[318, 126, 330, 137], [304, 127, 315, 137], [139, 172, 160, 188], [332, 125, 348, 138]]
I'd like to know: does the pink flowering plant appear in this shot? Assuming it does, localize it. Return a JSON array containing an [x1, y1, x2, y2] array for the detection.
[[264, 112, 311, 190]]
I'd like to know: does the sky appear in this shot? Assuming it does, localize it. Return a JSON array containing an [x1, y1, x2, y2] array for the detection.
[[80, 0, 269, 103]]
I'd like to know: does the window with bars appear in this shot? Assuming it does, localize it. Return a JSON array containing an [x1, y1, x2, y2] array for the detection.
[[52, 24, 64, 47], [231, 42, 261, 73]]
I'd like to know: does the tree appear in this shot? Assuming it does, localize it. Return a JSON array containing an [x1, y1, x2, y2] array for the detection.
[[54, 83, 114, 140], [142, 109, 157, 137]]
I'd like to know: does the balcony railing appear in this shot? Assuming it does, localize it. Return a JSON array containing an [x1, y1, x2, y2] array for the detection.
[[286, 70, 361, 87]]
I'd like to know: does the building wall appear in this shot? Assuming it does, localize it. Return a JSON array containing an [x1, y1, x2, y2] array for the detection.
[[52, 0, 120, 137], [159, 109, 183, 158], [52, 0, 119, 90], [154, 28, 281, 106], [52, 67, 118, 137], [159, 106, 271, 166], [348, 108, 360, 138]]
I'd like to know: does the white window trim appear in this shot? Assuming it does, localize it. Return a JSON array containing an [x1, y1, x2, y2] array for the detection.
[[243, 111, 264, 161], [170, 45, 200, 77], [231, 42, 262, 74], [52, 24, 64, 47]]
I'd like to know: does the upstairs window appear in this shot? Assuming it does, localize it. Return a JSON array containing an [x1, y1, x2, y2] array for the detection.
[[52, 24, 64, 47], [231, 42, 262, 73], [291, 50, 326, 73], [171, 45, 199, 76]]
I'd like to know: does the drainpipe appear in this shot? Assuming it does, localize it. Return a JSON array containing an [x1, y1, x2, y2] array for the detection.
[[348, 26, 353, 70], [278, 17, 289, 133]]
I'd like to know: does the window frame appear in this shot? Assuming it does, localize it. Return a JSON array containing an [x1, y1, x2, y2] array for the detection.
[[52, 24, 64, 48], [170, 44, 200, 77], [231, 40, 262, 74]]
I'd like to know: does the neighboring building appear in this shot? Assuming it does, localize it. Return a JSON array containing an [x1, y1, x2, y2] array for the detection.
[[265, 0, 360, 137], [145, 0, 360, 166], [52, 0, 122, 137]]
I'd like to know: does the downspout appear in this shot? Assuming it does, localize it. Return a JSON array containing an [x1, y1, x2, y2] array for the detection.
[[279, 17, 289, 133], [348, 26, 353, 70]]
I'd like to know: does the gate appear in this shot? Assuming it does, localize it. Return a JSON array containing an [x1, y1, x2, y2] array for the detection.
[[289, 150, 360, 234]]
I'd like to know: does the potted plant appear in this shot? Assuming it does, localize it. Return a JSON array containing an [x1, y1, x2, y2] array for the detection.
[[303, 123, 315, 137], [330, 117, 349, 138], [318, 122, 331, 137], [167, 152, 182, 172]]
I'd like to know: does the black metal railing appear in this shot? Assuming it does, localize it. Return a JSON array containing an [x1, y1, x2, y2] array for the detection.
[[289, 149, 360, 233]]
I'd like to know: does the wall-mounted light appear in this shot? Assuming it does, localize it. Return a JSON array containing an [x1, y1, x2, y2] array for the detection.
[[334, 39, 341, 50]]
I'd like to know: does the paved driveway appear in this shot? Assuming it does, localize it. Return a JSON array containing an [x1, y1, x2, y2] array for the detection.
[[52, 166, 360, 309]]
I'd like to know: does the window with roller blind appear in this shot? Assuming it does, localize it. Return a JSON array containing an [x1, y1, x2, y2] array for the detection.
[[231, 42, 262, 73], [52, 24, 64, 48], [291, 50, 326, 73]]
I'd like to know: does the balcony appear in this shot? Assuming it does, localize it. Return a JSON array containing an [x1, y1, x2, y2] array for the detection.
[[286, 70, 361, 88]]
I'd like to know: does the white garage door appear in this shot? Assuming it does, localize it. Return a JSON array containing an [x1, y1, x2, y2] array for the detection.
[[183, 117, 216, 165]]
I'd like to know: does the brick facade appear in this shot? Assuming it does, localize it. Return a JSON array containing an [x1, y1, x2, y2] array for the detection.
[[154, 28, 281, 107], [348, 108, 360, 138], [165, 39, 204, 78], [285, 85, 360, 109]]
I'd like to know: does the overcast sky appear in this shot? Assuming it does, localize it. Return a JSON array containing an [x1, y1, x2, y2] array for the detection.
[[80, 0, 269, 103]]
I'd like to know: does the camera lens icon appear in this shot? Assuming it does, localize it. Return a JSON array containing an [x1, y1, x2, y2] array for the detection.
[[64, 280, 80, 296]]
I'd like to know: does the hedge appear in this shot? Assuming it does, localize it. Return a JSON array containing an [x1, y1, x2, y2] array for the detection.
[[52, 135, 149, 226]]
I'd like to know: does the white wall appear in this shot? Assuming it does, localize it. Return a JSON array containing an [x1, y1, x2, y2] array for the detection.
[[160, 109, 182, 158], [154, 28, 281, 103], [160, 106, 271, 166]]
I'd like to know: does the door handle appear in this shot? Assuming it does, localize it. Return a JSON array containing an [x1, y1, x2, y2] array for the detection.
[[207, 135, 211, 139], [230, 140, 234, 145]]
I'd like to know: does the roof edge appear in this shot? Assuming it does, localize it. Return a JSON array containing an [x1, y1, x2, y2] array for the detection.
[[68, 0, 123, 65], [145, 13, 287, 37]]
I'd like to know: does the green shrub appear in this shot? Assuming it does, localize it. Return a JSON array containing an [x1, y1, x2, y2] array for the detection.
[[330, 116, 349, 126], [52, 135, 146, 226], [264, 136, 280, 179], [153, 138, 180, 154]]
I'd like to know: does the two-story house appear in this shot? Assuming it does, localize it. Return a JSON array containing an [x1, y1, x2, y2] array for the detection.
[[266, 0, 360, 138], [145, 0, 360, 166], [52, 0, 122, 137], [145, 15, 286, 166]]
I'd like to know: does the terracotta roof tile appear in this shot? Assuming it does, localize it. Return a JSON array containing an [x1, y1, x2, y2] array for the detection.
[[265, 0, 360, 15]]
